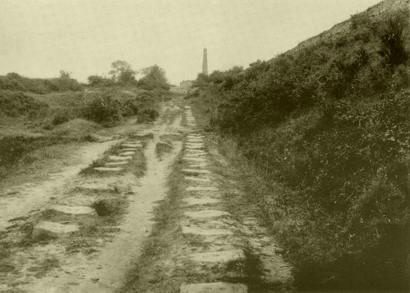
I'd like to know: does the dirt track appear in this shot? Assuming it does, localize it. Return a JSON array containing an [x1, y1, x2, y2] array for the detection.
[[0, 96, 292, 293]]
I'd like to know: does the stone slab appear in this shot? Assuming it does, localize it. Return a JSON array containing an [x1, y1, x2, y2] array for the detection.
[[182, 169, 211, 175], [108, 155, 132, 161], [185, 144, 205, 150], [184, 210, 229, 219], [74, 182, 117, 193], [186, 186, 219, 192], [105, 161, 129, 166], [186, 142, 204, 145], [187, 162, 208, 167], [121, 143, 142, 148], [33, 221, 79, 239], [118, 151, 135, 156], [182, 226, 232, 236], [184, 176, 211, 183], [185, 152, 205, 157], [183, 197, 219, 206], [180, 282, 247, 293], [49, 205, 95, 215], [121, 147, 139, 151], [186, 151, 207, 155], [94, 167, 123, 172], [189, 249, 245, 263]]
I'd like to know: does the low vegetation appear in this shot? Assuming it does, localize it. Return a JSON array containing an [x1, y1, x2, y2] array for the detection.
[[0, 60, 170, 180], [0, 71, 81, 93], [191, 8, 410, 291]]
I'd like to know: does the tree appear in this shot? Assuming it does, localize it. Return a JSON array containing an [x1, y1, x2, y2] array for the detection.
[[137, 65, 169, 90], [88, 75, 115, 87], [56, 70, 81, 91], [109, 60, 136, 84]]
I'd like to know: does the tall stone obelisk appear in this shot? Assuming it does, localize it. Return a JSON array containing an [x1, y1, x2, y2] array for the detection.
[[202, 48, 208, 75]]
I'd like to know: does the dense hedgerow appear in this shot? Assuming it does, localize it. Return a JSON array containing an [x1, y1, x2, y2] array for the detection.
[[0, 72, 82, 93], [192, 9, 410, 290]]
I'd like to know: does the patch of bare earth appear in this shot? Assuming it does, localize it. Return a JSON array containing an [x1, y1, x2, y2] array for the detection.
[[0, 99, 185, 293]]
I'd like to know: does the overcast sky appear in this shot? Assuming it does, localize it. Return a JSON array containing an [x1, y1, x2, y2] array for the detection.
[[0, 0, 381, 84]]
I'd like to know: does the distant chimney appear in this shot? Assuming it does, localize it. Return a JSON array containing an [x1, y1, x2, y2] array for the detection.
[[202, 48, 208, 75]]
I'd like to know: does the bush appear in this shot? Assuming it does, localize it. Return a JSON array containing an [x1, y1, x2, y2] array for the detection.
[[376, 9, 409, 67], [0, 72, 82, 93], [82, 94, 122, 125], [88, 75, 116, 87], [0, 91, 48, 117]]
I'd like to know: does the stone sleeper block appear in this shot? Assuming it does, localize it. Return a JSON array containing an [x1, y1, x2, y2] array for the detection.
[[119, 151, 135, 156], [105, 161, 128, 166], [188, 164, 208, 169], [185, 176, 211, 182], [94, 167, 123, 172], [189, 249, 245, 263], [180, 282, 247, 293], [33, 221, 79, 238], [183, 158, 207, 162], [186, 186, 219, 191], [184, 152, 206, 155], [184, 210, 229, 219], [183, 197, 220, 206], [121, 144, 142, 148], [182, 169, 211, 175], [121, 148, 139, 151], [75, 182, 116, 192], [108, 155, 132, 161], [49, 205, 95, 215], [183, 157, 207, 161], [182, 226, 232, 236]]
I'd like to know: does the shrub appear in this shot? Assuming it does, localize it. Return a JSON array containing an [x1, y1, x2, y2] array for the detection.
[[0, 72, 82, 93], [0, 91, 48, 117], [92, 198, 123, 217], [376, 9, 409, 67], [88, 75, 116, 87], [82, 94, 122, 125]]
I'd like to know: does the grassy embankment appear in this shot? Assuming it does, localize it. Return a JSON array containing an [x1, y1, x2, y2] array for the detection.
[[0, 73, 167, 180], [190, 4, 410, 291]]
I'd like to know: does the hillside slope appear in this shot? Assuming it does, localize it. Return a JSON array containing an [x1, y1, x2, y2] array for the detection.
[[290, 0, 410, 54], [191, 0, 410, 290]]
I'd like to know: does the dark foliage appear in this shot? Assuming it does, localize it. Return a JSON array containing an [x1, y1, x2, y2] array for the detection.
[[193, 9, 410, 290], [0, 91, 48, 117], [0, 72, 82, 93]]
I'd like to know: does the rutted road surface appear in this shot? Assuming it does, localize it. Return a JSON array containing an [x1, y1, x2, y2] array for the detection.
[[0, 96, 292, 293], [123, 105, 293, 292]]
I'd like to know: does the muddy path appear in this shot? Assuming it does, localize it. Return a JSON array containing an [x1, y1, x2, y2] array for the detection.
[[0, 97, 186, 292]]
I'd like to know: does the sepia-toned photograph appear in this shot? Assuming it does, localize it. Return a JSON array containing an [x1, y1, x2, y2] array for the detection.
[[0, 0, 409, 292]]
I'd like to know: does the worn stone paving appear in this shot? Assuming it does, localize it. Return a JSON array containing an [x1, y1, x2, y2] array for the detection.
[[179, 106, 249, 292], [174, 106, 295, 293], [31, 137, 146, 238]]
